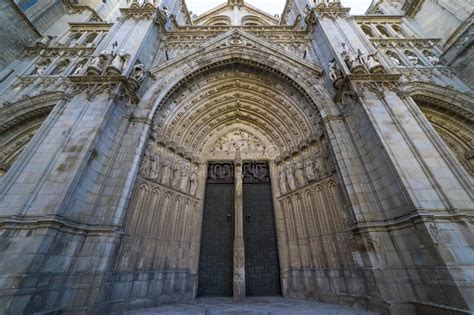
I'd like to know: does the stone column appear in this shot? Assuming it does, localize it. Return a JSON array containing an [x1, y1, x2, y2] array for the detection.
[[233, 150, 245, 300]]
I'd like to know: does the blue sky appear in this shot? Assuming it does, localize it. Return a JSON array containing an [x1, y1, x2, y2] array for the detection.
[[187, 0, 372, 16]]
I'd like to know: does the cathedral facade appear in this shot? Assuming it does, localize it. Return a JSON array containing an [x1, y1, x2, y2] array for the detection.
[[0, 0, 472, 313]]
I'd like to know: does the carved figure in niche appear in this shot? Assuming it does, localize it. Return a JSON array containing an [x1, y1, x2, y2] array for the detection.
[[179, 163, 190, 192], [286, 162, 297, 191], [341, 44, 363, 70], [389, 55, 402, 67], [355, 49, 365, 67], [131, 64, 145, 82], [72, 63, 84, 75], [427, 55, 441, 66], [150, 149, 161, 180], [171, 161, 182, 189], [279, 166, 288, 195], [109, 51, 127, 73], [295, 161, 306, 188], [161, 158, 173, 186], [189, 168, 198, 196], [328, 58, 342, 82], [32, 59, 51, 76], [407, 54, 418, 66], [139, 145, 152, 177], [365, 52, 381, 69], [314, 156, 325, 179], [88, 52, 107, 73], [304, 158, 317, 182]]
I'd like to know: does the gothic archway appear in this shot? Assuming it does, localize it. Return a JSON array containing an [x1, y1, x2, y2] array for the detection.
[[0, 94, 61, 176], [113, 31, 365, 305], [404, 83, 473, 176]]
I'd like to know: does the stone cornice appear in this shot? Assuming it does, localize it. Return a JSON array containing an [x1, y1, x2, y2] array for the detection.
[[69, 22, 113, 31], [313, 2, 351, 20], [351, 210, 473, 235], [25, 46, 95, 57], [348, 73, 402, 82], [119, 6, 157, 21], [370, 37, 441, 49], [0, 215, 124, 236], [171, 24, 303, 33], [69, 75, 140, 104], [353, 15, 403, 22]]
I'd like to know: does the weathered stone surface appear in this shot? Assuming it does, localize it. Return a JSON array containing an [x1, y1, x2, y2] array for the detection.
[[0, 0, 472, 314]]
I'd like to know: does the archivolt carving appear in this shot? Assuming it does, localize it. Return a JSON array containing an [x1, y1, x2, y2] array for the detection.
[[418, 102, 473, 175], [152, 64, 322, 161], [0, 95, 61, 176]]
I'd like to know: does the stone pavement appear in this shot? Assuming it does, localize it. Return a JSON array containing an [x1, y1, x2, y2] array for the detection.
[[128, 297, 378, 315]]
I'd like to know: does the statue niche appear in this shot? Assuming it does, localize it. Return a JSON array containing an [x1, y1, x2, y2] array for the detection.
[[137, 135, 201, 197], [277, 134, 336, 196]]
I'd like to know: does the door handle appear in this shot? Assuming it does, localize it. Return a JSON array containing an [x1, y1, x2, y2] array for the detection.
[[227, 214, 232, 222], [246, 215, 251, 223]]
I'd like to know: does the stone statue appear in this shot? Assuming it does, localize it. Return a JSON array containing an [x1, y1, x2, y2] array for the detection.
[[171, 161, 182, 189], [139, 145, 152, 177], [328, 58, 342, 82], [92, 53, 106, 69], [131, 64, 146, 82], [427, 55, 441, 66], [36, 64, 48, 76], [365, 52, 381, 69], [179, 164, 190, 192], [279, 166, 288, 195], [389, 55, 401, 67], [295, 161, 306, 188], [341, 44, 363, 70], [355, 49, 364, 67], [88, 52, 107, 73], [72, 63, 84, 75], [304, 159, 316, 182], [407, 55, 418, 66], [150, 151, 160, 180], [109, 51, 127, 73], [161, 159, 172, 186], [286, 162, 297, 191], [33, 60, 50, 76], [189, 169, 198, 196]]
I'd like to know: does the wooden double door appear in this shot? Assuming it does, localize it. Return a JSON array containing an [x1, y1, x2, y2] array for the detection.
[[197, 161, 281, 297]]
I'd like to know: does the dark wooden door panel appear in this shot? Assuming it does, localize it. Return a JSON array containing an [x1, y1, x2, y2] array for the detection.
[[197, 163, 235, 297], [243, 162, 281, 297]]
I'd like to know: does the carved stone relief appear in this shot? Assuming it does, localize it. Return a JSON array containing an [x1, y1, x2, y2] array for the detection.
[[139, 136, 201, 197], [277, 135, 336, 196]]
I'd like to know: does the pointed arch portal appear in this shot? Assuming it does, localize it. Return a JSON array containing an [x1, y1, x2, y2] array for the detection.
[[118, 32, 356, 302]]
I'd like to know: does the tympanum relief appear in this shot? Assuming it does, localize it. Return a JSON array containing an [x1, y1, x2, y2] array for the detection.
[[209, 129, 266, 160]]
